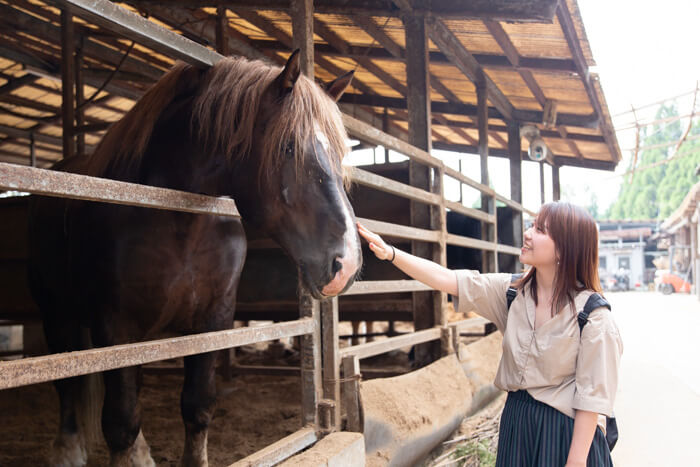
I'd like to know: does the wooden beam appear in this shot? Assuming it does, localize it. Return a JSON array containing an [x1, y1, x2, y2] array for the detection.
[[0, 318, 313, 390], [0, 3, 165, 81], [426, 16, 514, 120], [484, 19, 585, 161], [231, 8, 378, 96], [249, 39, 578, 73], [0, 74, 37, 96], [128, 0, 560, 21], [556, 1, 619, 162], [313, 16, 406, 95], [552, 163, 561, 201], [429, 117, 605, 144], [337, 93, 596, 127], [139, 4, 271, 62]]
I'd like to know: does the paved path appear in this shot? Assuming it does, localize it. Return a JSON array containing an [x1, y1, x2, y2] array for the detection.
[[607, 291, 700, 466]]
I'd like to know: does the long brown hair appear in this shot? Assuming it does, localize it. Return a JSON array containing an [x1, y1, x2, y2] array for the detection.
[[515, 201, 602, 316]]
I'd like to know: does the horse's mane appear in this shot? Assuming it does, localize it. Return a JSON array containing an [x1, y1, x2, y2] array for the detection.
[[86, 57, 349, 187], [85, 62, 201, 178]]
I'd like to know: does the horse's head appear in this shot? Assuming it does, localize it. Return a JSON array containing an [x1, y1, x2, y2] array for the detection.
[[229, 52, 361, 299]]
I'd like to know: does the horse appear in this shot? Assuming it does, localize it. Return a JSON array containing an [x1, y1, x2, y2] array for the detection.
[[27, 50, 361, 467]]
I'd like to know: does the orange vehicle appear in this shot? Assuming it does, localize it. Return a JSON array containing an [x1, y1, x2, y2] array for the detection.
[[656, 270, 692, 294]]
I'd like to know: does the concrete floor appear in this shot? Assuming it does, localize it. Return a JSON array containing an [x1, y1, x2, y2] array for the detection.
[[607, 291, 700, 466]]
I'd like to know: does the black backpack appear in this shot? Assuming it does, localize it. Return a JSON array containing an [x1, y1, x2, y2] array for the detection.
[[506, 274, 619, 452]]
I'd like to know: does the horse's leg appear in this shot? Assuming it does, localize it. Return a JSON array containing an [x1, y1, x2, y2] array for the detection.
[[101, 366, 154, 467], [351, 321, 360, 345], [180, 351, 218, 467], [42, 316, 88, 467], [366, 321, 376, 342]]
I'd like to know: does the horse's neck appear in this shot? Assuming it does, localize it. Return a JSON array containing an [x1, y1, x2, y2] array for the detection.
[[138, 113, 233, 197]]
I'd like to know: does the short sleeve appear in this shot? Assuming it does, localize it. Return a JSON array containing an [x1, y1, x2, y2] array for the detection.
[[452, 270, 512, 332], [573, 308, 624, 417]]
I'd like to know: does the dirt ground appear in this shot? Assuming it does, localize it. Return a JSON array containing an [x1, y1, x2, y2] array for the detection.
[[0, 366, 304, 466]]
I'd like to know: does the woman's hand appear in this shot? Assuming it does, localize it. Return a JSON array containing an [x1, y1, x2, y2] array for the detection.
[[357, 222, 393, 261], [357, 222, 458, 295]]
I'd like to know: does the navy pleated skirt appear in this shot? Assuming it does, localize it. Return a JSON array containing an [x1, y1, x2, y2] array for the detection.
[[496, 390, 613, 467]]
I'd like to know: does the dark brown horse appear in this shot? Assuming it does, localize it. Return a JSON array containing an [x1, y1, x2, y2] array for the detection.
[[27, 51, 361, 466]]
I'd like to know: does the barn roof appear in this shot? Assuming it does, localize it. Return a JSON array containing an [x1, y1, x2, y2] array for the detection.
[[0, 0, 620, 170]]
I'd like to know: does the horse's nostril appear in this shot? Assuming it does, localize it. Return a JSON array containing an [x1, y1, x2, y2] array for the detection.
[[332, 258, 342, 275]]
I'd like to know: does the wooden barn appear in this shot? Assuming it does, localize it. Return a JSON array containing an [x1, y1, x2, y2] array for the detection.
[[0, 0, 621, 465]]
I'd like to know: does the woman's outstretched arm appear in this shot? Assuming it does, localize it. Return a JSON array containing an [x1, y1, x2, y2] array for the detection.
[[357, 222, 458, 296]]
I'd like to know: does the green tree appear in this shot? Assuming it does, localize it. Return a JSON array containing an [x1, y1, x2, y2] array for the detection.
[[607, 103, 700, 220]]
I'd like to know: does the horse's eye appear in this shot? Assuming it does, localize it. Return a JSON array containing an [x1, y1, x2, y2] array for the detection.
[[284, 143, 294, 158]]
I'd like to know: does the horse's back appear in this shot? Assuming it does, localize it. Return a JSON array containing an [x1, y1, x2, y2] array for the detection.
[[27, 158, 247, 340]]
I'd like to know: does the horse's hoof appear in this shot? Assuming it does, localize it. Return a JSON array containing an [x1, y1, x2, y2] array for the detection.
[[48, 432, 87, 467], [131, 430, 156, 467]]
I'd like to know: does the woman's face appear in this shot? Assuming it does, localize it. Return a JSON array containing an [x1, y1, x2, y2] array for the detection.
[[519, 219, 558, 268]]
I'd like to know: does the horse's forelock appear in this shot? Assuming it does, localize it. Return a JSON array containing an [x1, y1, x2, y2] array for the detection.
[[193, 57, 349, 189]]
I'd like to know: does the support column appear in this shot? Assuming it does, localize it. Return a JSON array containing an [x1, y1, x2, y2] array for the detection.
[[75, 37, 85, 158], [216, 6, 232, 380], [60, 10, 75, 160], [292, 0, 320, 430], [539, 161, 546, 205], [477, 79, 495, 272], [321, 298, 340, 431], [215, 6, 229, 56], [552, 163, 561, 201], [404, 13, 443, 365], [508, 122, 523, 272], [299, 291, 322, 428], [291, 0, 314, 77], [29, 132, 36, 167]]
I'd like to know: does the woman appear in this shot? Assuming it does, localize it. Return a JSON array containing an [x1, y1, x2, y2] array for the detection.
[[358, 201, 622, 467]]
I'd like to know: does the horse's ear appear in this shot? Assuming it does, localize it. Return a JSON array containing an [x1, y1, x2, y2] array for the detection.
[[324, 70, 354, 102], [276, 49, 302, 97]]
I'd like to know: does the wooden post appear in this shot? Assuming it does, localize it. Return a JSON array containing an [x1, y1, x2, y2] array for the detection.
[[292, 0, 319, 430], [321, 297, 340, 431], [382, 108, 390, 163], [540, 161, 546, 206], [477, 78, 495, 272], [75, 36, 85, 158], [341, 355, 362, 433], [299, 291, 322, 428], [215, 6, 228, 56], [552, 163, 561, 201], [215, 7, 233, 382], [61, 10, 75, 160], [291, 0, 314, 77], [508, 122, 523, 272], [403, 12, 441, 365], [29, 132, 36, 167]]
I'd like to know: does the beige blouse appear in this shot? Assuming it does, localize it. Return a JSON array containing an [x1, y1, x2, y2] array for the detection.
[[454, 270, 623, 432]]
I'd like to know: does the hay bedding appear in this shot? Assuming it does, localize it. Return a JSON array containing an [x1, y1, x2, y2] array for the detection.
[[423, 393, 506, 467]]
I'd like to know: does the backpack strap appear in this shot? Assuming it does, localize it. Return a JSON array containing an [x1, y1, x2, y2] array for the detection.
[[577, 292, 611, 333], [506, 273, 523, 311]]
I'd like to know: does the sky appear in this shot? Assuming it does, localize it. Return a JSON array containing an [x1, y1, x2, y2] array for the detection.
[[345, 0, 700, 217]]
